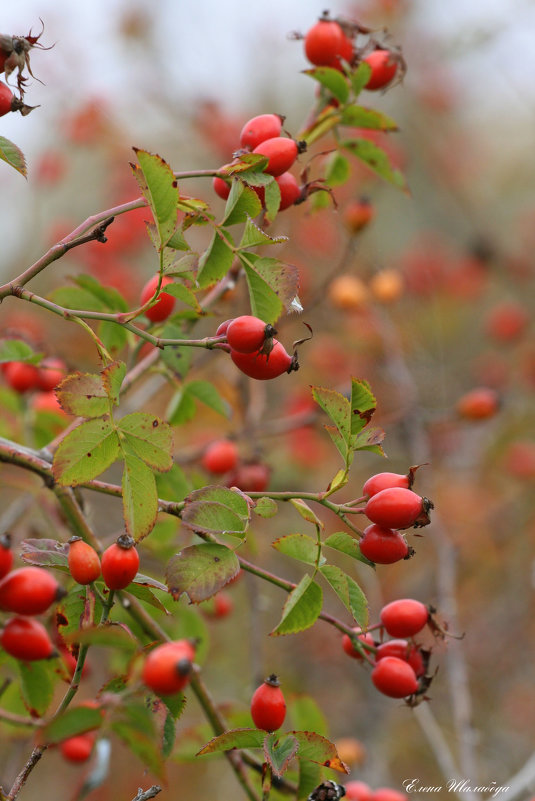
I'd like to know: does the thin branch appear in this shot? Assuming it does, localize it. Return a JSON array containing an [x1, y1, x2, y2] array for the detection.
[[132, 786, 162, 801], [6, 745, 47, 801]]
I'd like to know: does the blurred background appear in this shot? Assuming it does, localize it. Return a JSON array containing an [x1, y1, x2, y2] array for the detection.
[[1, 1, 534, 800]]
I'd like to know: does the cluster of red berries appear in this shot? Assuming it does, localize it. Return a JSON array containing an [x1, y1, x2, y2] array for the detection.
[[201, 437, 271, 492], [342, 599, 432, 702], [213, 113, 304, 211], [302, 12, 400, 91], [357, 470, 433, 564], [216, 315, 299, 380]]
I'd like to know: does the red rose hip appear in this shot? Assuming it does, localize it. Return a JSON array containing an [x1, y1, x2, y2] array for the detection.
[[240, 113, 283, 150], [0, 566, 64, 615], [364, 487, 433, 530], [68, 537, 101, 585], [1, 616, 56, 661], [371, 655, 418, 698], [101, 535, 139, 590], [380, 599, 429, 638], [142, 639, 196, 695], [140, 275, 175, 323], [250, 674, 286, 732]]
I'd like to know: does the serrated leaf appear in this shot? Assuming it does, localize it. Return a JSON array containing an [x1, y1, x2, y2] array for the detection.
[[118, 412, 173, 471], [223, 153, 269, 175], [323, 532, 367, 562], [264, 179, 282, 224], [238, 216, 288, 249], [313, 387, 351, 461], [187, 380, 231, 418], [326, 468, 348, 494], [74, 274, 129, 311], [196, 727, 266, 756], [223, 181, 262, 226], [125, 582, 169, 613], [166, 543, 240, 603], [240, 254, 300, 318], [163, 711, 177, 758], [324, 425, 350, 463], [264, 733, 299, 778], [253, 497, 278, 518], [350, 378, 376, 437], [156, 463, 191, 503], [290, 499, 324, 528], [289, 731, 349, 774], [18, 660, 55, 717], [352, 425, 385, 456], [163, 282, 201, 310], [42, 706, 103, 744], [62, 623, 138, 651], [122, 451, 159, 540], [181, 486, 250, 537], [49, 286, 105, 312], [272, 534, 323, 567], [52, 418, 120, 486], [20, 538, 69, 569], [102, 361, 126, 405], [341, 105, 398, 131], [242, 261, 283, 325], [351, 62, 373, 96], [289, 697, 327, 738], [303, 67, 350, 104], [319, 565, 368, 628], [98, 320, 128, 356], [0, 136, 27, 176], [166, 227, 190, 251], [133, 149, 180, 249], [298, 759, 323, 801], [56, 372, 108, 418], [324, 152, 350, 187], [167, 387, 197, 425], [196, 228, 235, 288], [271, 575, 323, 636], [0, 339, 41, 364], [341, 138, 408, 193], [112, 704, 165, 778], [160, 321, 193, 378]]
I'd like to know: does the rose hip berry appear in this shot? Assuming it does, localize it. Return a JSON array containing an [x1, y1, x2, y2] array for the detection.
[[359, 524, 410, 564], [0, 81, 14, 116], [67, 537, 101, 585], [304, 18, 353, 69], [363, 50, 398, 91], [226, 462, 270, 492], [456, 387, 500, 421], [375, 639, 425, 677], [60, 732, 96, 763], [380, 599, 429, 638], [276, 172, 301, 210], [0, 566, 65, 615], [362, 472, 411, 498], [343, 198, 375, 234], [371, 655, 419, 698], [140, 275, 175, 323], [252, 137, 300, 177], [201, 439, 239, 474], [0, 616, 56, 661], [344, 780, 373, 801], [341, 629, 375, 660], [230, 339, 297, 380], [213, 175, 231, 200], [250, 674, 286, 732], [364, 487, 433, 530], [0, 533, 13, 579], [240, 113, 283, 150], [142, 639, 196, 695], [37, 357, 66, 392], [101, 535, 139, 590], [4, 361, 41, 393], [226, 315, 276, 354]]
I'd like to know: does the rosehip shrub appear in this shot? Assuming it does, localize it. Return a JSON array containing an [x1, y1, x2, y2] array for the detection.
[[226, 315, 276, 354], [364, 487, 433, 529], [342, 629, 375, 659], [201, 439, 239, 474], [100, 535, 140, 590], [141, 639, 196, 695], [140, 275, 176, 323], [0, 616, 56, 661], [230, 339, 297, 380], [239, 113, 283, 149], [359, 524, 410, 564], [380, 599, 429, 638], [0, 566, 64, 615], [67, 537, 101, 585], [0, 533, 13, 579], [363, 50, 398, 91], [371, 655, 419, 698], [250, 674, 287, 732]]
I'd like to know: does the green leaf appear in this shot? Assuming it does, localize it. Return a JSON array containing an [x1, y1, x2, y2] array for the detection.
[[166, 227, 190, 251], [240, 254, 300, 318], [298, 759, 323, 801], [160, 321, 193, 378], [271, 575, 323, 636], [187, 380, 231, 418], [223, 181, 262, 226], [303, 67, 350, 104], [326, 468, 349, 494], [341, 137, 408, 193], [102, 361, 127, 405], [196, 228, 235, 288], [98, 320, 128, 356], [17, 660, 55, 717], [167, 387, 197, 425], [41, 706, 103, 744], [238, 216, 288, 250], [126, 582, 169, 614], [163, 282, 201, 310], [289, 731, 349, 774], [20, 538, 69, 569], [350, 62, 373, 96], [52, 418, 120, 486], [340, 105, 398, 131], [319, 565, 368, 628], [166, 543, 240, 603], [223, 153, 269, 176], [289, 696, 328, 738], [49, 286, 105, 312], [0, 136, 27, 177], [118, 412, 173, 471], [242, 260, 283, 325], [323, 532, 367, 562], [253, 497, 278, 518], [133, 149, 180, 249], [352, 425, 385, 456], [56, 372, 108, 418], [181, 486, 251, 537], [156, 463, 191, 502], [290, 499, 324, 528], [74, 274, 129, 311], [264, 179, 282, 224], [196, 727, 266, 756], [324, 152, 351, 187], [122, 451, 159, 540], [264, 733, 299, 778], [0, 339, 41, 364], [272, 534, 323, 567], [350, 378, 377, 438], [312, 387, 351, 461], [63, 623, 139, 651], [163, 711, 177, 758], [111, 702, 165, 778]]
